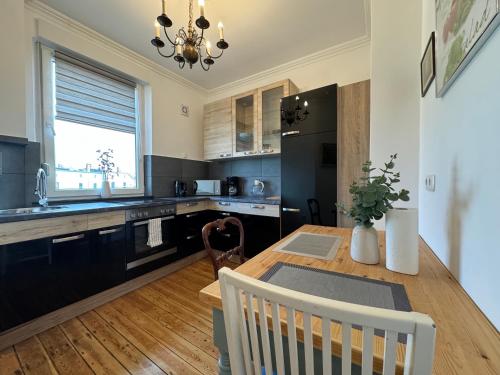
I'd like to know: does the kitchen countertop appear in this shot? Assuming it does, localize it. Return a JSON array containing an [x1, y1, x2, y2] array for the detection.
[[169, 195, 281, 205], [0, 195, 280, 224]]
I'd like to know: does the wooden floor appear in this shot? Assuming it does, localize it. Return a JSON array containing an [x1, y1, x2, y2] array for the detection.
[[0, 257, 230, 375]]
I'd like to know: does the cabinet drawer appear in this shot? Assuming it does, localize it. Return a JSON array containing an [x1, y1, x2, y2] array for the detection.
[[207, 200, 238, 212], [235, 203, 280, 217], [0, 216, 88, 246], [176, 201, 208, 215], [87, 211, 125, 230]]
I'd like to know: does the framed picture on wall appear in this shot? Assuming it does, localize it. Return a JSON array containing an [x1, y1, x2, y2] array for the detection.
[[421, 32, 436, 97], [435, 0, 500, 97]]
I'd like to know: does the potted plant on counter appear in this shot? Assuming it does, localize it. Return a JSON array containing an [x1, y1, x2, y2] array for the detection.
[[337, 154, 410, 264], [97, 148, 117, 198]]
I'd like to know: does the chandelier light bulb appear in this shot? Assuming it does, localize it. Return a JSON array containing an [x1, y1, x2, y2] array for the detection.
[[198, 0, 205, 17], [206, 40, 212, 56], [304, 101, 308, 107], [154, 21, 161, 38], [218, 22, 224, 39]]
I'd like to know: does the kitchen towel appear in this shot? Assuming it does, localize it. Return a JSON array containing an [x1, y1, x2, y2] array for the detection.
[[147, 218, 163, 248], [386, 208, 419, 275]]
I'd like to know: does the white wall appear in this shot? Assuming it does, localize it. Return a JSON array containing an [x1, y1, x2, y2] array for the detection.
[[420, 0, 500, 329], [22, 3, 206, 160], [207, 39, 371, 102], [0, 0, 27, 139], [370, 0, 422, 229]]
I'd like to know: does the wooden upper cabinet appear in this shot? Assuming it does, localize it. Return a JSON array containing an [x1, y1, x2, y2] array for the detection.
[[203, 79, 298, 160], [257, 79, 298, 155], [203, 98, 233, 160], [232, 90, 259, 157]]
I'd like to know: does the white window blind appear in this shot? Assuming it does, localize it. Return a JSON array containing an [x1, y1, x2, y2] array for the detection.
[[54, 51, 137, 133]]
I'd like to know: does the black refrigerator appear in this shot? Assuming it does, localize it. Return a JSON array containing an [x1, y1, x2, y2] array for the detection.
[[280, 84, 338, 236]]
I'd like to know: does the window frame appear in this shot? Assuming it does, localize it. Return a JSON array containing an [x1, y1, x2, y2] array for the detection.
[[39, 44, 145, 199]]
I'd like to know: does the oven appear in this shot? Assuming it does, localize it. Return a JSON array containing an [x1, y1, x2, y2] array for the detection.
[[125, 203, 177, 279]]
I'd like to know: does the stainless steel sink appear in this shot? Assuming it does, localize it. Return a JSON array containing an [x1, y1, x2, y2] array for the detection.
[[0, 206, 67, 215]]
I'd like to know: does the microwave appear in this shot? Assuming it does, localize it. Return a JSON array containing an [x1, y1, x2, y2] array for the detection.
[[193, 180, 221, 196]]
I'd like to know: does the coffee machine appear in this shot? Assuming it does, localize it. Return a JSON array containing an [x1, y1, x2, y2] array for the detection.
[[174, 180, 187, 197], [226, 176, 240, 196]]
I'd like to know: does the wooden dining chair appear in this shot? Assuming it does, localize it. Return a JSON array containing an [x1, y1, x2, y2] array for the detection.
[[219, 267, 436, 375], [202, 217, 245, 280]]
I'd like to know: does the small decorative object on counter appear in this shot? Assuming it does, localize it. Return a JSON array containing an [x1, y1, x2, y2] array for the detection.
[[252, 179, 265, 196], [97, 149, 118, 198], [386, 207, 419, 275], [337, 154, 410, 265]]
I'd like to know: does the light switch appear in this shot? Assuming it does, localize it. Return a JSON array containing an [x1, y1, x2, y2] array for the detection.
[[425, 175, 436, 192]]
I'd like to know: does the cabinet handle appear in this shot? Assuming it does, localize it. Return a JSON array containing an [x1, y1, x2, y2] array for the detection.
[[218, 202, 231, 206], [283, 208, 301, 213], [186, 213, 199, 218], [251, 205, 265, 209], [244, 151, 257, 156], [133, 216, 174, 227], [186, 234, 198, 240], [98, 227, 123, 235], [219, 153, 232, 158], [186, 202, 199, 207], [52, 234, 85, 243], [282, 131, 300, 137], [260, 149, 274, 154]]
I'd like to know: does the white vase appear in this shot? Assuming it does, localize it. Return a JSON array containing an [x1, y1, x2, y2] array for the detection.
[[350, 225, 380, 264], [385, 208, 419, 275], [101, 180, 112, 198]]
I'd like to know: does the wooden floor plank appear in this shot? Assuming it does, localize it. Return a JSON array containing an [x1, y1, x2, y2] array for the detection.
[[78, 311, 166, 375], [122, 293, 218, 358], [95, 304, 202, 375], [14, 337, 58, 375], [37, 326, 93, 375], [137, 286, 213, 336], [60, 318, 129, 375], [108, 298, 218, 374], [0, 347, 23, 375]]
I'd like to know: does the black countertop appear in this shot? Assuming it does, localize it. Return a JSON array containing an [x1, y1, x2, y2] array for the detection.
[[0, 195, 280, 224]]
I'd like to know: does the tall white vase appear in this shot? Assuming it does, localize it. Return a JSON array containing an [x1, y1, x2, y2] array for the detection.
[[385, 208, 419, 275], [101, 180, 112, 198], [350, 225, 380, 264]]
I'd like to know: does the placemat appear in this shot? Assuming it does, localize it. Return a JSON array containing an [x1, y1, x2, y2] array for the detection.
[[273, 233, 342, 260], [260, 262, 411, 343]]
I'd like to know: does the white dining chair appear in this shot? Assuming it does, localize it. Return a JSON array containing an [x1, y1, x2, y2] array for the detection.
[[219, 267, 436, 375]]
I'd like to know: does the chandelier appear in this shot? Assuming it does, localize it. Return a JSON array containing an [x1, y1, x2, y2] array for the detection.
[[281, 96, 310, 126], [151, 0, 229, 71]]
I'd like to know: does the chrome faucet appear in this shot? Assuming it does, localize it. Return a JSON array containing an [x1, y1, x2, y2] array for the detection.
[[34, 166, 48, 207]]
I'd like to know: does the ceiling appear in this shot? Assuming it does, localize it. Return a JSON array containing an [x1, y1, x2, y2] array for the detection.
[[39, 0, 369, 90]]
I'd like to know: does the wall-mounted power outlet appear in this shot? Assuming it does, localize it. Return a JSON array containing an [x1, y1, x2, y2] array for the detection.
[[425, 175, 436, 192]]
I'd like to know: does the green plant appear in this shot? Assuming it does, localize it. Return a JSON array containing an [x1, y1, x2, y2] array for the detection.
[[96, 149, 117, 181], [337, 154, 410, 228]]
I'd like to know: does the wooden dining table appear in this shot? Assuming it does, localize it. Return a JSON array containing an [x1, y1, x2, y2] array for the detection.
[[199, 225, 500, 374]]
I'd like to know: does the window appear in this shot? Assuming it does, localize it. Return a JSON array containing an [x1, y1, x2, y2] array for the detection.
[[40, 45, 143, 197]]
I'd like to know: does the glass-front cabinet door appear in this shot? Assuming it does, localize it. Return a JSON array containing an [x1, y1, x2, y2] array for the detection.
[[258, 80, 298, 155], [232, 90, 258, 157]]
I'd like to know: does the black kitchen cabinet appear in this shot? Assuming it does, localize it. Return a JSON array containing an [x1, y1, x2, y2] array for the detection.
[[89, 225, 126, 294], [50, 231, 92, 305], [0, 238, 53, 332], [176, 211, 207, 256]]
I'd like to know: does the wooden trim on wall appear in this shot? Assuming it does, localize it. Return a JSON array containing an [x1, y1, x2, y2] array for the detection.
[[0, 250, 208, 351]]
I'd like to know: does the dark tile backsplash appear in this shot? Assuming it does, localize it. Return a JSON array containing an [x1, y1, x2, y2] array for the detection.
[[0, 140, 41, 209], [144, 155, 208, 197], [145, 154, 281, 198], [207, 155, 281, 196]]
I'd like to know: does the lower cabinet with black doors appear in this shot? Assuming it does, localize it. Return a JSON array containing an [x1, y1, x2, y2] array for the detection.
[[0, 226, 126, 334], [176, 211, 207, 256]]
